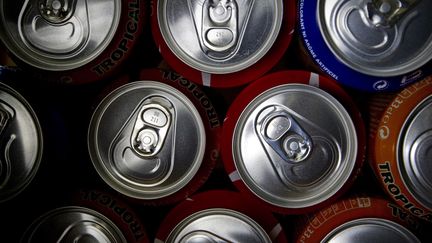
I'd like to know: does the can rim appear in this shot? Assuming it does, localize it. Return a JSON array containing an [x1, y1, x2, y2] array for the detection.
[[88, 81, 206, 200]]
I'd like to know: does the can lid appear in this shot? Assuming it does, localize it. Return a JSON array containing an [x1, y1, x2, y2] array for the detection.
[[319, 0, 432, 77], [157, 0, 283, 74], [88, 81, 206, 200], [21, 206, 127, 242], [232, 84, 357, 208], [0, 0, 120, 71], [321, 218, 420, 243], [166, 208, 271, 243], [400, 96, 432, 209], [0, 82, 43, 203]]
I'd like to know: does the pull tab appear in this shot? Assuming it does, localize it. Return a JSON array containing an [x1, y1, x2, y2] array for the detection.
[[0, 102, 15, 189], [131, 98, 172, 158], [365, 0, 420, 27], [202, 0, 238, 59], [18, 0, 89, 55], [256, 105, 313, 164], [180, 230, 231, 243], [57, 220, 118, 242], [39, 0, 77, 24], [188, 0, 254, 60]]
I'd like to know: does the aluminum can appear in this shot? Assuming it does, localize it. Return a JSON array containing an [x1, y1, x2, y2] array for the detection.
[[88, 68, 221, 205], [0, 80, 43, 203], [21, 205, 146, 242], [152, 0, 296, 88], [155, 190, 288, 243], [369, 76, 432, 223], [221, 70, 366, 214], [298, 0, 432, 92], [294, 196, 425, 243], [0, 0, 146, 85]]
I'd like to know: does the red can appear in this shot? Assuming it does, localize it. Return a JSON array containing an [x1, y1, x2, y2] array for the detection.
[[151, 0, 295, 88], [88, 68, 221, 205], [369, 76, 432, 223], [221, 70, 366, 214], [155, 190, 288, 242], [0, 0, 146, 85], [294, 196, 427, 243]]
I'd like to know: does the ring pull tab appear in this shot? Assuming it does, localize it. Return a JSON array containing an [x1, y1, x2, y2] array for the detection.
[[256, 105, 313, 164], [0, 102, 15, 189], [131, 98, 172, 158], [180, 230, 231, 243], [18, 0, 90, 55], [202, 0, 238, 59], [365, 0, 420, 27]]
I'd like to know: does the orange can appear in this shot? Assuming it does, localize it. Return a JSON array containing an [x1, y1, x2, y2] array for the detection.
[[369, 76, 432, 223], [294, 196, 427, 243]]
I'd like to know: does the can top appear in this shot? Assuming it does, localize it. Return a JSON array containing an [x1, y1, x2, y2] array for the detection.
[[0, 0, 120, 71], [318, 0, 432, 77], [157, 0, 283, 74], [166, 208, 271, 243], [0, 82, 43, 203], [400, 95, 432, 209], [232, 84, 357, 208], [88, 81, 206, 200], [22, 206, 127, 242], [321, 218, 420, 243]]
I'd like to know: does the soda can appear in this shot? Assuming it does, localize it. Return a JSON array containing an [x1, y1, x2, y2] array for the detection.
[[221, 70, 366, 214], [294, 196, 425, 243], [298, 0, 432, 92], [155, 190, 288, 243], [0, 0, 146, 85], [152, 0, 296, 88], [88, 68, 221, 205], [21, 205, 147, 242], [369, 76, 432, 223], [0, 80, 43, 203]]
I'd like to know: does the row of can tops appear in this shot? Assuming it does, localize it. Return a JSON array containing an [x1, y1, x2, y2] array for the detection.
[[18, 189, 429, 242], [1, 66, 431, 227], [1, 0, 432, 91]]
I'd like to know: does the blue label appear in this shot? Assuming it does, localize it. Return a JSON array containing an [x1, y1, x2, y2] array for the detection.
[[298, 0, 430, 92]]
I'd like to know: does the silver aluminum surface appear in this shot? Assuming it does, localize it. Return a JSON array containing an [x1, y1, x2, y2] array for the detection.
[[88, 81, 206, 200], [0, 82, 42, 203], [166, 208, 271, 243], [21, 206, 127, 242], [157, 0, 283, 74], [400, 95, 432, 210], [233, 84, 357, 208], [0, 0, 120, 71], [321, 218, 420, 243], [318, 0, 432, 77]]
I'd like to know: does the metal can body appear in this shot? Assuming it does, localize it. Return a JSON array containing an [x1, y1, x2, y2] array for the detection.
[[88, 69, 220, 205], [221, 70, 366, 214], [0, 0, 146, 85], [298, 0, 432, 92], [152, 0, 296, 88], [155, 190, 288, 243], [369, 76, 432, 223], [294, 196, 424, 243], [0, 81, 43, 203]]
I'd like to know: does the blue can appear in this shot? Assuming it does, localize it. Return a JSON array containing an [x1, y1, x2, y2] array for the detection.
[[298, 0, 432, 92]]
